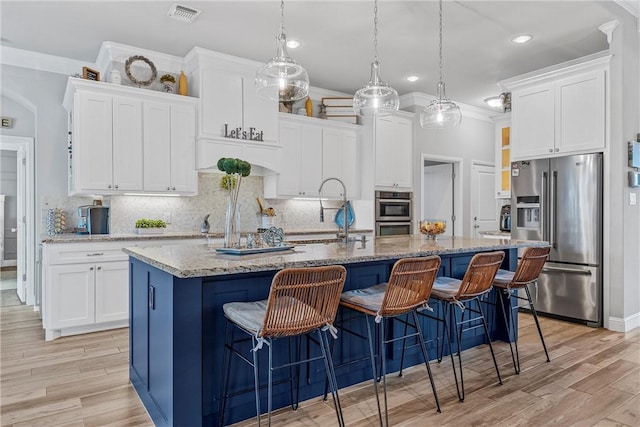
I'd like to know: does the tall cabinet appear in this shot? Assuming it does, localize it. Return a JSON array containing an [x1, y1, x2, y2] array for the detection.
[[493, 114, 511, 198], [374, 113, 413, 190]]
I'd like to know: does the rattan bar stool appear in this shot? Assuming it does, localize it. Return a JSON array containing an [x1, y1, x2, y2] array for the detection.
[[493, 246, 551, 374], [219, 265, 347, 427], [428, 251, 505, 402], [339, 256, 442, 426]]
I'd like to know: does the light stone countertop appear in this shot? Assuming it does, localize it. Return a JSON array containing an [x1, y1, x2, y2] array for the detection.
[[123, 235, 546, 279], [40, 229, 373, 244]]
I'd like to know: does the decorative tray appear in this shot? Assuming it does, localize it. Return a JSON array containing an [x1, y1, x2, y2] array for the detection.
[[215, 245, 294, 256]]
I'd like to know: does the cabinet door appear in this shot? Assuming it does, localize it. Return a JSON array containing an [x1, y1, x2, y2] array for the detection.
[[49, 264, 95, 329], [75, 91, 113, 191], [95, 261, 129, 323], [112, 96, 143, 191], [375, 115, 412, 189], [276, 121, 303, 196], [298, 125, 323, 196], [199, 69, 243, 139], [511, 83, 555, 159], [242, 76, 279, 144], [169, 104, 197, 193], [143, 102, 172, 191], [322, 129, 358, 198], [494, 120, 511, 198], [555, 70, 605, 154]]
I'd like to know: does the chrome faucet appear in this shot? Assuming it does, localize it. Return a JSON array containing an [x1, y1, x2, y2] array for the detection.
[[318, 177, 349, 244]]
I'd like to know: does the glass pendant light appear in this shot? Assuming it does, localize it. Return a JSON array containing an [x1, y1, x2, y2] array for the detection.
[[420, 0, 462, 129], [255, 0, 309, 102], [353, 0, 399, 117]]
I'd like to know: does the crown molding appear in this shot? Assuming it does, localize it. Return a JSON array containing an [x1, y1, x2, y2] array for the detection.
[[613, 0, 640, 18], [0, 46, 90, 76], [399, 92, 497, 122]]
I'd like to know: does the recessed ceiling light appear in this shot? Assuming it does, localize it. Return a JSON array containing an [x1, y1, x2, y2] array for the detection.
[[511, 34, 533, 44], [287, 39, 301, 49], [406, 75, 421, 82]]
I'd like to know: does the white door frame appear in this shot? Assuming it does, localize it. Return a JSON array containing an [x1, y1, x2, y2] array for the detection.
[[0, 136, 35, 306], [419, 154, 463, 237]]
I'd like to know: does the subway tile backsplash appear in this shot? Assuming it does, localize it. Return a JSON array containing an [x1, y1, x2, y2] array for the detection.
[[42, 174, 349, 235]]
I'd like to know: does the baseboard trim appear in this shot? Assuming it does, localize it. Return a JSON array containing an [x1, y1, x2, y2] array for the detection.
[[608, 312, 640, 332]]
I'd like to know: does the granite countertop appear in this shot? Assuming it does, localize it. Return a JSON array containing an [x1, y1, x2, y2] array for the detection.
[[123, 235, 546, 279], [41, 229, 373, 244]]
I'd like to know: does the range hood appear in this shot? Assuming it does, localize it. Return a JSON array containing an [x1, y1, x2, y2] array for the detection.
[[195, 138, 281, 174]]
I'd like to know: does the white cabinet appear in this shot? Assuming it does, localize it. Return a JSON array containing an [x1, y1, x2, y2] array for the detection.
[[63, 77, 198, 196], [375, 114, 413, 189], [72, 91, 143, 193], [493, 115, 511, 198], [264, 114, 360, 199], [197, 67, 278, 145], [143, 102, 197, 194], [506, 57, 608, 161], [42, 241, 130, 340]]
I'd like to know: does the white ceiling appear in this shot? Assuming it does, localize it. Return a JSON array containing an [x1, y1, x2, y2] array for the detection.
[[0, 1, 634, 109]]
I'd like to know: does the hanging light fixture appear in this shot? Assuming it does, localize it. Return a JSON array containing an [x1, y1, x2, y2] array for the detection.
[[420, 0, 462, 129], [255, 0, 309, 102], [353, 0, 399, 117]]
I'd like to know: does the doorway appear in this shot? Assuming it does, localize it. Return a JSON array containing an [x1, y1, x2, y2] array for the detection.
[[470, 161, 499, 239], [0, 136, 35, 306], [420, 154, 462, 237]]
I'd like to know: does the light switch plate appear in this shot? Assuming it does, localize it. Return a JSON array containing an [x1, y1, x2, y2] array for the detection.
[[163, 212, 172, 224], [630, 192, 637, 206]]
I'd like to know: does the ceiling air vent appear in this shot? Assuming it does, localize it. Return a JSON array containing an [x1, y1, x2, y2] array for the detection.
[[167, 4, 202, 23]]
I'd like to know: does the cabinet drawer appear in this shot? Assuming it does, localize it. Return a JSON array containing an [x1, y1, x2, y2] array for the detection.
[[45, 242, 129, 265]]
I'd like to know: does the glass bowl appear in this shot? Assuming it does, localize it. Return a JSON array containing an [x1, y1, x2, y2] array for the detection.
[[419, 219, 446, 240]]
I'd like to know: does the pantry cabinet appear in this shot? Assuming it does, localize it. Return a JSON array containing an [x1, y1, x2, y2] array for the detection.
[[264, 114, 360, 199], [504, 55, 609, 161], [63, 77, 198, 196], [493, 114, 511, 198], [375, 113, 413, 190]]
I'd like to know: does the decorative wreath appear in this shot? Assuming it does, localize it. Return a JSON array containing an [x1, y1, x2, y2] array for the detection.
[[124, 55, 157, 86]]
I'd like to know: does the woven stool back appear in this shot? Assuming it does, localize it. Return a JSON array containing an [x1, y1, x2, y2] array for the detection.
[[379, 256, 441, 318], [261, 265, 347, 338], [510, 246, 550, 288], [456, 251, 505, 300]]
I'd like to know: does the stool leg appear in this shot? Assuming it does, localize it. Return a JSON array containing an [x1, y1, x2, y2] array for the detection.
[[476, 297, 502, 386], [412, 311, 441, 413], [525, 286, 550, 363], [379, 318, 389, 427], [365, 316, 384, 426], [453, 303, 466, 401], [398, 314, 410, 377], [251, 336, 262, 427], [268, 340, 273, 426], [497, 288, 520, 374], [219, 320, 234, 426], [318, 329, 345, 427]]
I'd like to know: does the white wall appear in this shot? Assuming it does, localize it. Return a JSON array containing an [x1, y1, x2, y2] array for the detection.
[[0, 96, 35, 137]]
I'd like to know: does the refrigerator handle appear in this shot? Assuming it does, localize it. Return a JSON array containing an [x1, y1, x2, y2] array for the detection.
[[541, 171, 547, 241], [550, 170, 558, 249]]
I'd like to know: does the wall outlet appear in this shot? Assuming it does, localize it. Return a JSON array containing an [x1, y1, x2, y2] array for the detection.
[[630, 192, 637, 206], [163, 212, 172, 224], [280, 212, 287, 223]]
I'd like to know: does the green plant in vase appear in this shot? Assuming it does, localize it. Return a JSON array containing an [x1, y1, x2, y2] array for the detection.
[[218, 157, 251, 248]]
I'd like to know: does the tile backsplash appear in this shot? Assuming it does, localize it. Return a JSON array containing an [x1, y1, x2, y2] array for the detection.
[[43, 173, 367, 235]]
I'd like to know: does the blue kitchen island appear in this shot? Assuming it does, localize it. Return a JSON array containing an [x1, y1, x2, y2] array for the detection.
[[124, 235, 543, 426]]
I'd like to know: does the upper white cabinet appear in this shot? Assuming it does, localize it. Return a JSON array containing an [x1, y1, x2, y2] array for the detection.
[[63, 78, 198, 196], [142, 102, 197, 194], [504, 55, 609, 161], [264, 114, 360, 199], [493, 114, 511, 199], [375, 113, 413, 189]]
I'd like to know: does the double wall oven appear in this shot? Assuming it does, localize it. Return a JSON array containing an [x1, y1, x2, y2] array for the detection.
[[375, 190, 413, 236]]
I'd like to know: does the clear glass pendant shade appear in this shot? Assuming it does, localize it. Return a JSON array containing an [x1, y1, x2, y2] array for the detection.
[[420, 81, 462, 129], [255, 31, 309, 102], [353, 61, 399, 117]]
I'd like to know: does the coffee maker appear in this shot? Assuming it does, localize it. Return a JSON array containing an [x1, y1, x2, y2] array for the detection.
[[500, 205, 511, 232], [77, 205, 110, 235]]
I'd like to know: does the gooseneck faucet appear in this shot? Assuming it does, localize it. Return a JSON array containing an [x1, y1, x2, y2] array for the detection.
[[318, 177, 349, 244]]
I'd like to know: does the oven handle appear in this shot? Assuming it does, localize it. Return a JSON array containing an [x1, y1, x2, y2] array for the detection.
[[377, 198, 412, 203]]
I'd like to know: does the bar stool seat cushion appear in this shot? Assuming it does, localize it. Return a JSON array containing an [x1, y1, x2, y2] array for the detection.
[[431, 276, 462, 301], [223, 300, 268, 335], [493, 269, 515, 287], [340, 283, 388, 313], [224, 297, 325, 337]]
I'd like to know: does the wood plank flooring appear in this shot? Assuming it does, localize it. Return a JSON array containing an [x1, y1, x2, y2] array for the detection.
[[1, 303, 638, 426]]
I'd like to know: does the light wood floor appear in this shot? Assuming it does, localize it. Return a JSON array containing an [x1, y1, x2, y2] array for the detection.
[[1, 303, 638, 427]]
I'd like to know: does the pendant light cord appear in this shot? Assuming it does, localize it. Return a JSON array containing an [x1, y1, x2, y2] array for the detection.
[[373, 0, 379, 63], [280, 0, 285, 35], [438, 0, 443, 85]]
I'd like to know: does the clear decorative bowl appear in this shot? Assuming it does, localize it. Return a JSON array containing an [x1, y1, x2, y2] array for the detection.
[[419, 219, 446, 240]]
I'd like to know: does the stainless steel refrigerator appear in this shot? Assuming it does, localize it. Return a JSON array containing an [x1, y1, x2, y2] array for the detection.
[[511, 153, 602, 326]]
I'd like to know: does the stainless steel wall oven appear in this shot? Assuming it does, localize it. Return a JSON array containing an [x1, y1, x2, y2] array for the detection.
[[375, 191, 412, 236]]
